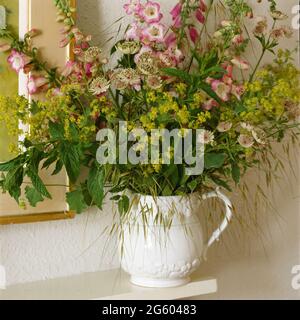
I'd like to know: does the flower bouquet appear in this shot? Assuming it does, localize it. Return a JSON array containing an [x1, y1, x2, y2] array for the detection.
[[0, 0, 299, 287]]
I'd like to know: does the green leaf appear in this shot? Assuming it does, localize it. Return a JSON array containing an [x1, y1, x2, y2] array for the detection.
[[118, 195, 130, 215], [52, 160, 64, 175], [231, 163, 241, 184], [211, 176, 232, 192], [205, 153, 227, 169], [25, 186, 44, 207], [87, 165, 105, 209], [66, 189, 88, 214], [188, 179, 198, 192], [198, 82, 222, 104], [42, 155, 57, 170], [49, 121, 65, 140], [27, 169, 52, 199], [162, 68, 191, 83], [59, 142, 81, 183], [0, 155, 23, 172], [3, 166, 24, 202]]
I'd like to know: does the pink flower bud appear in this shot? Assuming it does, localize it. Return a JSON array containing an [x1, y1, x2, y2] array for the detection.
[[170, 3, 182, 20], [0, 43, 11, 52], [189, 27, 199, 44], [196, 9, 205, 24]]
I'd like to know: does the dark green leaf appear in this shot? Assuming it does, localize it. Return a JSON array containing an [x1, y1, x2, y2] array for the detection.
[[231, 163, 241, 184], [59, 143, 81, 183], [49, 121, 65, 140], [162, 68, 191, 83], [87, 165, 105, 209], [27, 169, 52, 199], [205, 153, 227, 169], [52, 160, 64, 175], [25, 186, 44, 207], [66, 189, 88, 214]]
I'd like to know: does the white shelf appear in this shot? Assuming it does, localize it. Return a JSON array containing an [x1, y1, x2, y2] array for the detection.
[[0, 269, 217, 300]]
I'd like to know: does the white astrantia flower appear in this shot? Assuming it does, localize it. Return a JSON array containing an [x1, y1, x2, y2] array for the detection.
[[238, 134, 254, 148], [240, 122, 254, 132], [217, 122, 233, 133], [252, 129, 266, 145], [89, 77, 110, 95], [198, 130, 215, 145]]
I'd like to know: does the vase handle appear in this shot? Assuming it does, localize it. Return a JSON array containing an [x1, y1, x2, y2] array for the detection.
[[202, 188, 233, 260]]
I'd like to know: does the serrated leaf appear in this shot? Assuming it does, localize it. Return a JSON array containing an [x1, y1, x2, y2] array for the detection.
[[49, 121, 65, 140], [87, 165, 105, 209], [66, 189, 88, 214], [0, 155, 23, 172], [25, 186, 44, 207], [162, 68, 191, 83], [59, 142, 81, 183], [52, 159, 64, 175], [26, 169, 52, 199]]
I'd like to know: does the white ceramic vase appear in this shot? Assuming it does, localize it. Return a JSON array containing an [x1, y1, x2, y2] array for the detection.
[[120, 189, 233, 288]]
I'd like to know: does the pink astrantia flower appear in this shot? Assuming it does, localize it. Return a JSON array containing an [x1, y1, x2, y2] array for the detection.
[[27, 75, 48, 95], [142, 23, 164, 43], [211, 80, 231, 101], [7, 50, 31, 73], [217, 122, 233, 133], [123, 0, 142, 15], [231, 57, 250, 70], [189, 27, 199, 44], [170, 3, 182, 20], [139, 1, 163, 24]]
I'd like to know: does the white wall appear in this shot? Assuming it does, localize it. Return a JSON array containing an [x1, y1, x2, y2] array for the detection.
[[1, 0, 299, 299]]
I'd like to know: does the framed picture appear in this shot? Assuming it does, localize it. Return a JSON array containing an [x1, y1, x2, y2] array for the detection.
[[0, 0, 76, 225]]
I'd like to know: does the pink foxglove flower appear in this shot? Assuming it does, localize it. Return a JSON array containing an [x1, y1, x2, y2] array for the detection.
[[164, 33, 177, 47], [173, 16, 182, 29], [7, 50, 31, 73], [211, 80, 231, 101], [124, 0, 142, 15], [170, 3, 182, 20], [139, 1, 163, 24], [142, 23, 164, 43], [231, 57, 250, 70], [196, 9, 205, 24], [126, 22, 142, 41], [189, 27, 199, 44], [27, 75, 48, 95]]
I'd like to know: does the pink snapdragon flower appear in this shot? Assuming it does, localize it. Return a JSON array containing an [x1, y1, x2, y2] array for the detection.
[[232, 84, 245, 100], [232, 34, 244, 46], [61, 61, 76, 78], [164, 33, 177, 47], [211, 80, 231, 102], [139, 1, 163, 24], [124, 0, 142, 15], [142, 23, 165, 43], [199, 0, 207, 12], [7, 50, 32, 73], [27, 75, 48, 95], [203, 99, 219, 110], [231, 57, 250, 70]]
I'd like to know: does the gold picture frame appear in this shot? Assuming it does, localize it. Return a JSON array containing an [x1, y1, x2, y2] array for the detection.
[[0, 0, 76, 225]]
